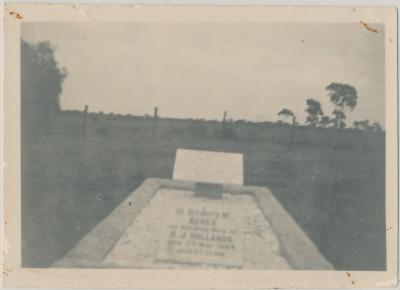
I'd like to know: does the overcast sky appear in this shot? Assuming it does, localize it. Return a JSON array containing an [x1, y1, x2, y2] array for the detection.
[[22, 22, 385, 125]]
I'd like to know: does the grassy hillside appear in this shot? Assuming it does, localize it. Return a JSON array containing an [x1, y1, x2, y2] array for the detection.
[[21, 111, 386, 270]]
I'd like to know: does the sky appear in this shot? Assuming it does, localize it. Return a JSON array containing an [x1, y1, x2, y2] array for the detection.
[[21, 22, 385, 126]]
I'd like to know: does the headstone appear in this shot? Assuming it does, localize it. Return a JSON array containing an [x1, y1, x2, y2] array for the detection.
[[173, 149, 244, 185], [157, 201, 243, 267]]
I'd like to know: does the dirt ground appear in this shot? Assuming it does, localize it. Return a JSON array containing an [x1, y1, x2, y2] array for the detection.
[[21, 111, 386, 270]]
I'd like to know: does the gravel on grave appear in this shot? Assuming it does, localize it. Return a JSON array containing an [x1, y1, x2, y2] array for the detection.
[[99, 189, 291, 269]]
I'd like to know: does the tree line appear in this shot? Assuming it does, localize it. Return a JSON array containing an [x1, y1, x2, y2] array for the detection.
[[278, 83, 383, 132], [22, 40, 383, 134]]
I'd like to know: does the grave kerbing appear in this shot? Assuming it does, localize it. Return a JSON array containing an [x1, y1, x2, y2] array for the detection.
[[52, 149, 332, 270]]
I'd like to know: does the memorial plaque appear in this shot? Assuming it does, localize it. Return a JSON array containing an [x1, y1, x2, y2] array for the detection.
[[156, 201, 243, 267], [173, 149, 244, 185]]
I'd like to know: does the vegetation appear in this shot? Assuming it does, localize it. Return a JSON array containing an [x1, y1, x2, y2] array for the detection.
[[22, 113, 386, 270], [277, 83, 382, 133], [278, 108, 297, 145], [305, 99, 324, 127], [319, 116, 331, 128], [21, 40, 67, 134], [278, 108, 295, 123], [353, 120, 383, 132], [21, 41, 386, 271], [326, 83, 358, 129]]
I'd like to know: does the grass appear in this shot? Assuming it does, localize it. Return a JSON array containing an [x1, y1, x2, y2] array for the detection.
[[21, 111, 386, 270]]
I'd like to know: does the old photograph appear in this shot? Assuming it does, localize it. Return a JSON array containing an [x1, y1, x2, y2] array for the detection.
[[2, 4, 398, 289], [20, 21, 387, 270]]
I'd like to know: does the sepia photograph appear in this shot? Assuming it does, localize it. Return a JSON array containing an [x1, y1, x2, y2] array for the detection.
[[2, 3, 398, 289]]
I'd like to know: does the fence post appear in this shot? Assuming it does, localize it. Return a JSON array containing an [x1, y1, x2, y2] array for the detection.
[[288, 115, 296, 149], [290, 115, 295, 145], [220, 110, 227, 146], [81, 105, 88, 137], [153, 106, 158, 141]]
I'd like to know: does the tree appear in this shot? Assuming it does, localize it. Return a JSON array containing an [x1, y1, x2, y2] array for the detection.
[[352, 121, 362, 130], [319, 116, 331, 128], [371, 122, 383, 132], [353, 120, 383, 132], [278, 108, 296, 145], [305, 98, 324, 127], [21, 40, 67, 134], [326, 83, 358, 129], [278, 108, 295, 124], [359, 120, 370, 131]]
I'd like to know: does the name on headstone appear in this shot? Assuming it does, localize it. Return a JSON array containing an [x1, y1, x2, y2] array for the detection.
[[173, 149, 244, 185], [157, 201, 243, 267]]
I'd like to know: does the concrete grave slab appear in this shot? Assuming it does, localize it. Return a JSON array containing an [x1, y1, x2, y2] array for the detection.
[[53, 178, 333, 270], [156, 200, 243, 267]]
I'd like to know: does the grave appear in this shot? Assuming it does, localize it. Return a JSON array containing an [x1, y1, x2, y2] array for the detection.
[[53, 148, 333, 270], [158, 149, 244, 265]]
